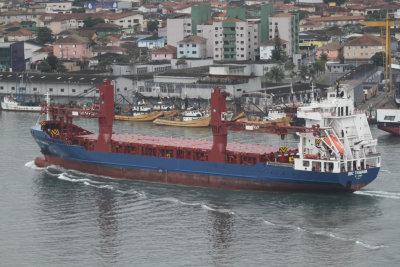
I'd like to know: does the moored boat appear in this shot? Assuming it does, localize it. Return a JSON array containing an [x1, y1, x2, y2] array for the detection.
[[115, 111, 164, 122], [153, 115, 211, 127], [30, 80, 381, 191], [1, 96, 41, 112], [376, 108, 400, 135]]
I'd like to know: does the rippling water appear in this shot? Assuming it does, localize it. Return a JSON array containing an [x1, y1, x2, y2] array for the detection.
[[1, 111, 399, 266]]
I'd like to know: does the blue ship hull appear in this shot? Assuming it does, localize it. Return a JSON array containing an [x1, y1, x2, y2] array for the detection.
[[31, 125, 379, 191]]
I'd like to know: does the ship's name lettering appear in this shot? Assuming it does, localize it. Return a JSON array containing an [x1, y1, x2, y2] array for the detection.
[[348, 170, 368, 176]]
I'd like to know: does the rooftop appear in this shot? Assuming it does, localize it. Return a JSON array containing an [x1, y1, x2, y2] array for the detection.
[[345, 34, 384, 46], [178, 35, 207, 44]]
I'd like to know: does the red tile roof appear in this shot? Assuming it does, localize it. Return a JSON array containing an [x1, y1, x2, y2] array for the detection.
[[345, 34, 384, 46], [8, 29, 34, 36], [178, 35, 207, 44], [152, 45, 177, 54]]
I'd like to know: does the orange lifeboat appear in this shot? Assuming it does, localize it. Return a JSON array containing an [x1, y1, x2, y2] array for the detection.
[[323, 134, 344, 155], [305, 154, 319, 159]]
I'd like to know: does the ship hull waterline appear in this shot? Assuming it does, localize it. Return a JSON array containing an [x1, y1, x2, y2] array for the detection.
[[34, 155, 376, 192]]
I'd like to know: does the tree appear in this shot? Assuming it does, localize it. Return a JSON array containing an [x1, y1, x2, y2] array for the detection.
[[147, 20, 159, 32], [83, 17, 105, 28], [46, 55, 59, 71], [285, 61, 295, 71], [313, 60, 325, 74], [271, 26, 287, 62], [39, 61, 51, 72], [265, 66, 285, 83], [319, 53, 328, 62], [176, 57, 187, 68], [371, 52, 385, 67], [72, 7, 85, 13], [37, 27, 53, 44], [300, 64, 309, 81], [56, 61, 67, 73]]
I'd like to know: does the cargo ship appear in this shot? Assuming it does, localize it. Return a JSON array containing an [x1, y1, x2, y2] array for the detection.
[[30, 81, 381, 191], [376, 109, 400, 135]]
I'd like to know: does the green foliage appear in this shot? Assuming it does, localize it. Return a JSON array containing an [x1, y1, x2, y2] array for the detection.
[[319, 53, 328, 62], [176, 57, 187, 67], [265, 66, 285, 83], [83, 17, 105, 28], [313, 60, 326, 73], [299, 64, 317, 81], [46, 55, 58, 71], [39, 61, 51, 72], [72, 8, 85, 13], [285, 61, 295, 71], [371, 52, 385, 67], [36, 27, 53, 44], [147, 20, 159, 32], [56, 61, 67, 73], [271, 26, 287, 62]]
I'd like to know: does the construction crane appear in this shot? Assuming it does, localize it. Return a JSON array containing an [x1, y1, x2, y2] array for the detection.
[[360, 14, 400, 93]]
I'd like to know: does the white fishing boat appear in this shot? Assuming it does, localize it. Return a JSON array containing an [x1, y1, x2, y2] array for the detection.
[[1, 96, 41, 112]]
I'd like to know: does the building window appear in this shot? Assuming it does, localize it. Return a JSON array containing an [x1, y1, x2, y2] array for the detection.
[[124, 87, 127, 91], [73, 44, 76, 48], [0, 86, 3, 90], [192, 51, 197, 54], [180, 51, 184, 54], [60, 88, 64, 92], [11, 87, 15, 90], [49, 88, 53, 92], [179, 44, 183, 47], [72, 89, 76, 93], [192, 44, 196, 47]]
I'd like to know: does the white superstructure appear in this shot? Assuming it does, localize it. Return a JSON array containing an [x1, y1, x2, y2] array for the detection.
[[294, 85, 381, 173]]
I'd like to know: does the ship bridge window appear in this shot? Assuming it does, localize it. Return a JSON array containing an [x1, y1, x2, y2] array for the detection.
[[384, 115, 395, 121], [303, 160, 310, 167], [0, 86, 3, 90], [57, 77, 62, 80]]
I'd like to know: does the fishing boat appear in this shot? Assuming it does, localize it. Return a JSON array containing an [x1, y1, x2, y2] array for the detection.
[[153, 115, 211, 127], [115, 111, 164, 122], [1, 96, 41, 112], [30, 80, 380, 191]]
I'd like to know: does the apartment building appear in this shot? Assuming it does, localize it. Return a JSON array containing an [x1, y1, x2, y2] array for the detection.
[[177, 35, 207, 59], [269, 13, 299, 57], [167, 17, 192, 47], [343, 34, 384, 66], [211, 18, 260, 61]]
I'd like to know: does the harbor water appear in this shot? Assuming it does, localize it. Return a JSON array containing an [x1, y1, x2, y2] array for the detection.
[[0, 111, 399, 266]]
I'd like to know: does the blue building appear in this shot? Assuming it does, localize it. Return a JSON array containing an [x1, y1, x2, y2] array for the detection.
[[177, 35, 207, 59], [136, 34, 165, 49]]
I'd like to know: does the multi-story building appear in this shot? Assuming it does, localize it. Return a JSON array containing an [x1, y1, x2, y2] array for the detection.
[[177, 35, 207, 59], [167, 17, 193, 47], [211, 18, 260, 61], [53, 35, 93, 60], [343, 34, 384, 66], [269, 13, 299, 57], [45, 2, 73, 14]]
